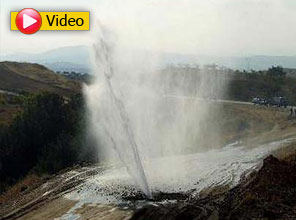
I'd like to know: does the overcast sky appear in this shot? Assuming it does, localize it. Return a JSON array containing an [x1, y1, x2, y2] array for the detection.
[[0, 0, 296, 56]]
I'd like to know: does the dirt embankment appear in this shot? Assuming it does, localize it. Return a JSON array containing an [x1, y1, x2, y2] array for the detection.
[[219, 103, 296, 145], [195, 103, 296, 151], [131, 151, 296, 220]]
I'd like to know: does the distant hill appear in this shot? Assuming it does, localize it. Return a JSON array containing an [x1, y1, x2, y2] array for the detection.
[[1, 45, 295, 72], [0, 46, 91, 74], [0, 61, 81, 96], [43, 62, 90, 74]]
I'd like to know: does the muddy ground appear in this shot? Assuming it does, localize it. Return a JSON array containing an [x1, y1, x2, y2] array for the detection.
[[0, 103, 296, 220]]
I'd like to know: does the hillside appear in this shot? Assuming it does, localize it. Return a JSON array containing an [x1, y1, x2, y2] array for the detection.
[[0, 46, 91, 73], [0, 61, 81, 96]]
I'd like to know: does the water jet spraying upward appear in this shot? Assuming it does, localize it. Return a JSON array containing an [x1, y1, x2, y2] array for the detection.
[[85, 24, 228, 198], [87, 28, 152, 198]]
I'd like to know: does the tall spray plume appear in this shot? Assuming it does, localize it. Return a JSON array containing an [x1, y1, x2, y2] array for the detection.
[[84, 25, 229, 196]]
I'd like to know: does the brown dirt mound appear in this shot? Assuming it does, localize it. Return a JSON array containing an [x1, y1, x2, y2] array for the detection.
[[220, 155, 296, 219], [130, 154, 296, 220]]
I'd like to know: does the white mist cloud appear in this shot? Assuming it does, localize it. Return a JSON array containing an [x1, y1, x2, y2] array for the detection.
[[0, 0, 295, 56]]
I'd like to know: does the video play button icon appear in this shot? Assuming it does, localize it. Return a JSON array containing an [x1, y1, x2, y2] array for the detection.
[[23, 14, 37, 29], [15, 8, 42, 34]]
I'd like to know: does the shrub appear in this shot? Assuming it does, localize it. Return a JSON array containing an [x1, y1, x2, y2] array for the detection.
[[0, 92, 97, 191]]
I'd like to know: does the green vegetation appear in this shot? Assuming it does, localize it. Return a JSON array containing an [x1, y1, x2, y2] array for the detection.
[[0, 62, 95, 193], [0, 93, 97, 193], [229, 66, 296, 103], [0, 94, 24, 126]]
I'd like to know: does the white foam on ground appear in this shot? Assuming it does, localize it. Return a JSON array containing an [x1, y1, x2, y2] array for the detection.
[[65, 138, 293, 205]]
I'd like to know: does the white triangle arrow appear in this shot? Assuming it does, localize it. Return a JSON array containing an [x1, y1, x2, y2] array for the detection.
[[23, 14, 37, 29]]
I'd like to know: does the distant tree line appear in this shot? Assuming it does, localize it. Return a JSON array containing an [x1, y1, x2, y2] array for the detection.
[[162, 65, 296, 105], [229, 66, 296, 104], [0, 93, 97, 193], [56, 71, 92, 84]]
